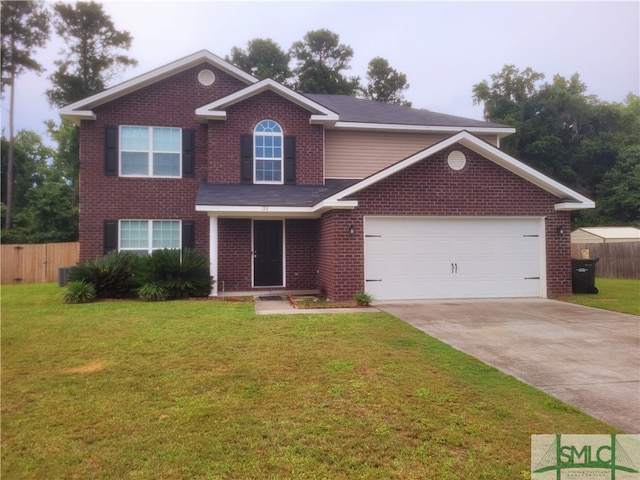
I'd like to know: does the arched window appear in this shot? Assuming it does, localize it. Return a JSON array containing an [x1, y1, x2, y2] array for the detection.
[[254, 120, 283, 183]]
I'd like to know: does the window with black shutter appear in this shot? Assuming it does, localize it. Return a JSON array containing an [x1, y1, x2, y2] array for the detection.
[[284, 136, 296, 185], [104, 126, 118, 176], [104, 220, 118, 253], [182, 129, 195, 177], [240, 134, 253, 184]]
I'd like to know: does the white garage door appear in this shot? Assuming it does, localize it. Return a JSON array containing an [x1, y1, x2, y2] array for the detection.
[[364, 217, 545, 300]]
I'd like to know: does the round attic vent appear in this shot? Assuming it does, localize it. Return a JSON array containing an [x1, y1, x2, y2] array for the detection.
[[198, 69, 216, 86], [447, 150, 466, 171]]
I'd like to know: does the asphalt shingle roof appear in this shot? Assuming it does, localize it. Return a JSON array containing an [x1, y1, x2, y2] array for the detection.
[[196, 179, 358, 207], [304, 94, 509, 129]]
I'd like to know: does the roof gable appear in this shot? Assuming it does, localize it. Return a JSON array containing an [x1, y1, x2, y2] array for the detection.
[[325, 131, 594, 211], [60, 50, 258, 124], [195, 78, 339, 123]]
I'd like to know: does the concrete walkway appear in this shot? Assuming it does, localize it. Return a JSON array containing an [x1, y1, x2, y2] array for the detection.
[[254, 296, 374, 315], [376, 298, 640, 433]]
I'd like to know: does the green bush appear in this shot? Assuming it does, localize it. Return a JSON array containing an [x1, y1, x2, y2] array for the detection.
[[67, 249, 212, 300], [63, 280, 96, 304], [355, 291, 374, 306], [137, 282, 169, 302], [68, 250, 142, 299], [139, 249, 213, 299]]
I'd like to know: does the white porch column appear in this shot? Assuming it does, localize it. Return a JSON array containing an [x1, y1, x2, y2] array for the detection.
[[209, 215, 218, 296]]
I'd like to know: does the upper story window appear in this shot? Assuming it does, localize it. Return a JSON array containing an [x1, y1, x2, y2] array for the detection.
[[120, 126, 181, 177], [254, 120, 283, 184]]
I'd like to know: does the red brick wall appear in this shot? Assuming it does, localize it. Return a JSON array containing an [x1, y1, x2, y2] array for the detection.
[[217, 218, 252, 292], [78, 63, 248, 262], [318, 145, 572, 301], [207, 90, 324, 185], [78, 64, 324, 263], [285, 219, 318, 290], [217, 218, 318, 292]]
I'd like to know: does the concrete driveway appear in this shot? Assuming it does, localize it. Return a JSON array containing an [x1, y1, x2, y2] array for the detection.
[[376, 298, 640, 433]]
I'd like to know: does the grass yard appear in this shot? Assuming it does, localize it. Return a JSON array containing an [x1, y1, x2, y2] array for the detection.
[[2, 284, 618, 479], [561, 277, 640, 315]]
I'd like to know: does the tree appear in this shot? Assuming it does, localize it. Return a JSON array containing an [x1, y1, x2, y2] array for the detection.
[[1, 0, 50, 231], [594, 145, 640, 224], [227, 38, 292, 83], [472, 64, 545, 126], [0, 130, 74, 244], [43, 1, 137, 242], [46, 120, 80, 207], [46, 1, 137, 107], [474, 66, 640, 226], [290, 29, 360, 95], [360, 57, 411, 106]]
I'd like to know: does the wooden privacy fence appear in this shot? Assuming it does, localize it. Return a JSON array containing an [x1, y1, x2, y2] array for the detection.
[[1, 242, 79, 285], [571, 242, 640, 279]]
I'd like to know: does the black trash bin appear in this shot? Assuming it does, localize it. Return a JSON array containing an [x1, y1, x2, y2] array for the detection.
[[571, 258, 599, 294]]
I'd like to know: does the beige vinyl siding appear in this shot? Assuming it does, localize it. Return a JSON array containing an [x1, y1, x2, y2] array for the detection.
[[325, 130, 500, 179]]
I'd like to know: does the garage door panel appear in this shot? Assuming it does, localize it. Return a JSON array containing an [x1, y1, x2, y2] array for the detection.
[[364, 217, 544, 300]]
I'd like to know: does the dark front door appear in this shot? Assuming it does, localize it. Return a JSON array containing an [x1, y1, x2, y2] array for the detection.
[[253, 220, 283, 287]]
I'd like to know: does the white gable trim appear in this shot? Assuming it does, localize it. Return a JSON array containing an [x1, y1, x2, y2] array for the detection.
[[195, 78, 339, 123], [323, 131, 594, 211], [60, 50, 257, 125]]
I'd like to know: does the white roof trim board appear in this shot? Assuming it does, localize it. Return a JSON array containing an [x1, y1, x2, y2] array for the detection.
[[60, 50, 258, 125], [195, 78, 340, 123], [330, 121, 516, 136], [323, 131, 595, 211], [195, 199, 358, 217]]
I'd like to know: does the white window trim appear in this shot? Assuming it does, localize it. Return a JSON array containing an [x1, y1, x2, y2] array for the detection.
[[119, 219, 182, 255], [254, 120, 283, 185], [119, 126, 182, 178]]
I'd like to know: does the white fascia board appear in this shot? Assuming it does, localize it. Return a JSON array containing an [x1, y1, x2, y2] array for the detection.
[[60, 50, 257, 123], [58, 109, 97, 125], [194, 109, 227, 121], [195, 199, 358, 217], [322, 130, 594, 209], [331, 121, 516, 136], [195, 79, 339, 121], [555, 201, 595, 211]]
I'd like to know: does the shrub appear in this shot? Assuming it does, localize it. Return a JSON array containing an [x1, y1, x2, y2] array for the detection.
[[137, 283, 169, 302], [355, 291, 373, 306], [139, 248, 213, 299], [63, 280, 96, 304], [68, 251, 141, 299]]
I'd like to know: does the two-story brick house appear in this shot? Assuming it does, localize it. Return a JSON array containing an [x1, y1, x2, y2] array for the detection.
[[60, 50, 593, 301]]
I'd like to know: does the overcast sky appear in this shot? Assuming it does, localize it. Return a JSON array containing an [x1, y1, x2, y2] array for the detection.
[[4, 0, 639, 142]]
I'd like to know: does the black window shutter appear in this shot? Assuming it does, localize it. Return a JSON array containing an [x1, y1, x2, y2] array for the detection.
[[284, 136, 296, 185], [240, 134, 253, 184], [104, 220, 118, 254], [182, 220, 195, 250], [104, 125, 118, 176], [182, 129, 195, 178]]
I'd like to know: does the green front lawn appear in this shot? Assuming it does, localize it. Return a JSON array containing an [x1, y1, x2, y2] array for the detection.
[[561, 277, 640, 315], [2, 284, 617, 479]]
